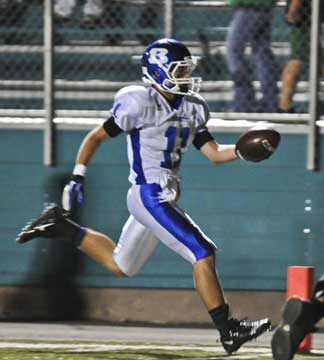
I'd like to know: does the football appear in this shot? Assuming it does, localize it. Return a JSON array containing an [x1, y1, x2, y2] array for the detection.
[[235, 126, 281, 162]]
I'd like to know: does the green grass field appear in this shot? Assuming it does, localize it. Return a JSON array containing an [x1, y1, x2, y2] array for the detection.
[[0, 340, 323, 360]]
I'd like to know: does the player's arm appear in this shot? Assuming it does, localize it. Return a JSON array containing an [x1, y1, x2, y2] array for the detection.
[[74, 114, 124, 169], [200, 140, 238, 164], [75, 125, 110, 166], [62, 116, 123, 211], [192, 129, 238, 164], [192, 98, 238, 163], [286, 0, 303, 24], [195, 126, 280, 164]]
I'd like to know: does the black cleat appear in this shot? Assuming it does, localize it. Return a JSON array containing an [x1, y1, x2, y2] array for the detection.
[[271, 297, 316, 360], [313, 275, 324, 299], [221, 317, 271, 354], [16, 204, 66, 244]]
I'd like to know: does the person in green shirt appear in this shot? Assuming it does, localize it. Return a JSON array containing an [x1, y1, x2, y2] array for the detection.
[[279, 0, 324, 113], [226, 0, 279, 112]]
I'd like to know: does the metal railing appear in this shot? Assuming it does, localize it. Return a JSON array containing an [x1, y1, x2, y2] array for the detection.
[[0, 0, 322, 169]]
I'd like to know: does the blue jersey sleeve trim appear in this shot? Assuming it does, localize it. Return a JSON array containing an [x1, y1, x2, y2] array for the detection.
[[130, 129, 147, 184]]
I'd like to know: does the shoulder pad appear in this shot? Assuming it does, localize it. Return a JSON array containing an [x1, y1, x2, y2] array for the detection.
[[185, 93, 207, 106], [115, 85, 152, 105], [184, 93, 210, 124], [112, 85, 153, 131]]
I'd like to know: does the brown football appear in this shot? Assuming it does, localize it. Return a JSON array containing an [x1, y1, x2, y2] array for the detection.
[[235, 127, 281, 162]]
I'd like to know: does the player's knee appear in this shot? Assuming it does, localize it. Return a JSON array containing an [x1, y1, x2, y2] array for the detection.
[[117, 265, 139, 277], [112, 253, 141, 277], [113, 265, 128, 277], [193, 254, 217, 273], [195, 250, 216, 264], [112, 258, 132, 277]]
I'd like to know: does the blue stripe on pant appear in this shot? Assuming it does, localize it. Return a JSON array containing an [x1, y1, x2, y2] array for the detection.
[[139, 183, 215, 261]]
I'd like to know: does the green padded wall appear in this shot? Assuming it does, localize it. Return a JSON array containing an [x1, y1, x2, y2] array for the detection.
[[1, 129, 324, 290]]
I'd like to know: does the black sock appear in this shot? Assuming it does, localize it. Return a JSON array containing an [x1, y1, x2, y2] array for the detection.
[[312, 299, 324, 324], [208, 304, 231, 334], [313, 275, 324, 299], [51, 217, 86, 247]]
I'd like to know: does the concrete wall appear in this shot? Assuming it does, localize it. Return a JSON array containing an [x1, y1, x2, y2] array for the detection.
[[0, 130, 324, 324], [2, 129, 324, 288], [1, 129, 324, 322], [0, 286, 286, 326]]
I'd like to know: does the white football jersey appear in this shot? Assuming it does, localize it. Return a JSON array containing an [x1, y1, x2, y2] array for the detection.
[[111, 85, 210, 186]]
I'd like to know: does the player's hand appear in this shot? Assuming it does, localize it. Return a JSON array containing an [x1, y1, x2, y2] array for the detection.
[[285, 5, 300, 25], [285, 13, 299, 25], [62, 175, 85, 211]]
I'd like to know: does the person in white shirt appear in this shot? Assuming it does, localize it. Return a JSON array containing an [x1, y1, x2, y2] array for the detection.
[[54, 0, 103, 23], [17, 38, 271, 354]]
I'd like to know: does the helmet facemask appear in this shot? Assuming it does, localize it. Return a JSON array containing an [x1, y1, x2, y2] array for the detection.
[[142, 56, 202, 96]]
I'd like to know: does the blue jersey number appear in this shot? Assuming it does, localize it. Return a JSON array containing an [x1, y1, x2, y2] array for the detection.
[[161, 126, 190, 169]]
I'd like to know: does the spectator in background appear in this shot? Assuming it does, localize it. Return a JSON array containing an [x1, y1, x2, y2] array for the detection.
[[226, 0, 279, 113], [271, 275, 324, 360], [54, 0, 104, 26], [54, 1, 158, 46], [54, 0, 125, 45], [278, 0, 324, 113]]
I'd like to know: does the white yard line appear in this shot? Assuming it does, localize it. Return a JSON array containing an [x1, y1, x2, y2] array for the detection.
[[0, 342, 267, 350], [0, 341, 322, 359], [0, 342, 271, 354]]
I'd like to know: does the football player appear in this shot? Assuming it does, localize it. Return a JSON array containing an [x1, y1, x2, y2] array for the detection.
[[272, 276, 324, 360], [17, 38, 271, 354]]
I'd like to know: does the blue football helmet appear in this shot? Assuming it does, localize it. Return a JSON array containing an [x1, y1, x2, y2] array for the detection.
[[141, 38, 202, 96]]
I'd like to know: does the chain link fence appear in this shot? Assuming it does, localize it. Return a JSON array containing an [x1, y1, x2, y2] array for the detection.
[[0, 0, 43, 110], [0, 0, 322, 114]]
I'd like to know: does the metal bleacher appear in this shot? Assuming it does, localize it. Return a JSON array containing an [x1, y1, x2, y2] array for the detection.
[[0, 0, 320, 118]]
